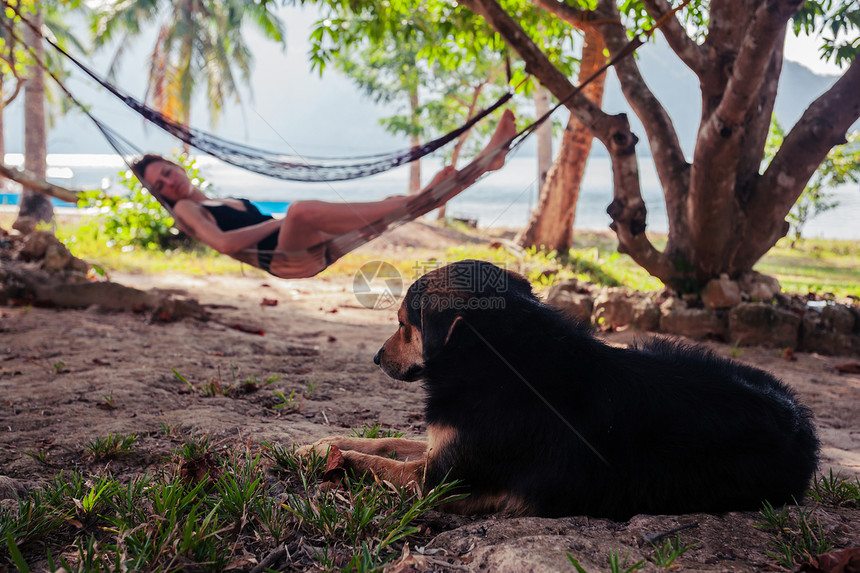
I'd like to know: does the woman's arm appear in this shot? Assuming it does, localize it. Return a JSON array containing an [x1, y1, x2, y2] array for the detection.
[[173, 201, 282, 254]]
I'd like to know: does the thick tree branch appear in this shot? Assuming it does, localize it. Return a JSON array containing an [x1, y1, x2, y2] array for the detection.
[[707, 0, 804, 131], [640, 0, 705, 73], [531, 0, 591, 29], [595, 0, 690, 206], [0, 163, 80, 204], [735, 56, 860, 270], [462, 0, 676, 281]]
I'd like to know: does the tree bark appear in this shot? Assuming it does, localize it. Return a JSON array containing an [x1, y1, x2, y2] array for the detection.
[[534, 85, 552, 192], [16, 8, 53, 226], [409, 88, 421, 194], [516, 29, 606, 251]]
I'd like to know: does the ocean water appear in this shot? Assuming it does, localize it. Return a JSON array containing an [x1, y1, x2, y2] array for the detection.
[[3, 153, 859, 239]]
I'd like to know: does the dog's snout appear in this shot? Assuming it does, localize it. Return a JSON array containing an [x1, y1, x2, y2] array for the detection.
[[373, 349, 382, 365]]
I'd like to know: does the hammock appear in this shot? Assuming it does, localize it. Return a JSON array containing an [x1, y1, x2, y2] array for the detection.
[[4, 2, 669, 279]]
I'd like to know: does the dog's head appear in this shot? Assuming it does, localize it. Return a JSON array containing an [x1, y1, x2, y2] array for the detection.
[[373, 260, 535, 381]]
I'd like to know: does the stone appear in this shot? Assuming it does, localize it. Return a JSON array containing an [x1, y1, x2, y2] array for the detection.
[[42, 242, 73, 271], [19, 230, 58, 260], [821, 304, 856, 334], [546, 278, 587, 298], [11, 216, 37, 235], [728, 303, 801, 348], [660, 306, 728, 341], [592, 288, 635, 329], [546, 290, 593, 323], [631, 297, 660, 331], [701, 274, 742, 309], [738, 271, 782, 302]]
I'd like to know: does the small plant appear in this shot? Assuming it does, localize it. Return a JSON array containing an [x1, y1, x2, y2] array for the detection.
[[756, 500, 833, 569], [52, 361, 67, 374], [272, 389, 299, 411], [84, 433, 137, 460], [809, 469, 860, 507], [23, 448, 52, 466], [305, 379, 320, 398], [729, 341, 744, 358], [648, 534, 700, 569], [568, 549, 647, 573], [350, 423, 404, 439], [98, 391, 117, 411], [173, 433, 215, 463]]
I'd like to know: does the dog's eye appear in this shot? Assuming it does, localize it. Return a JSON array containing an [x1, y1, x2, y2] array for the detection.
[[398, 321, 405, 328]]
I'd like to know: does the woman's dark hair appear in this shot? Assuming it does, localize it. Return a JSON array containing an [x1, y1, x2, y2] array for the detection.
[[130, 154, 176, 207]]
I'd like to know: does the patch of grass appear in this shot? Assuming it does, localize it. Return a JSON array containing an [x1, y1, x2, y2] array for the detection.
[[84, 433, 137, 460], [272, 389, 299, 411], [648, 534, 700, 569], [756, 500, 833, 569], [808, 470, 860, 507], [2, 431, 471, 572], [755, 237, 860, 299], [350, 423, 405, 439]]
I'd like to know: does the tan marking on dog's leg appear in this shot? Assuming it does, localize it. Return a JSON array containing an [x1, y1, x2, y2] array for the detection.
[[426, 424, 458, 454], [340, 451, 425, 488], [442, 492, 530, 516], [295, 436, 426, 460]]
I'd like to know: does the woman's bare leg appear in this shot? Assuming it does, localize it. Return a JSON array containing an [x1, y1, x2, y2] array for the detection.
[[277, 109, 517, 252]]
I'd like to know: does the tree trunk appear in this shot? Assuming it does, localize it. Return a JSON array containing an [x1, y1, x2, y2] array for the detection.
[[516, 29, 606, 251], [408, 88, 421, 194], [16, 8, 53, 226], [468, 0, 860, 291], [534, 85, 552, 193], [0, 75, 7, 191]]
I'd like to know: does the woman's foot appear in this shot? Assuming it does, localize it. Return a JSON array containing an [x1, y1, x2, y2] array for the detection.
[[426, 165, 458, 188], [476, 109, 517, 171]]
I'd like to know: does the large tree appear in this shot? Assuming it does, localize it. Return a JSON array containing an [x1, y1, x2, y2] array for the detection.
[[91, 0, 286, 129], [465, 0, 860, 289]]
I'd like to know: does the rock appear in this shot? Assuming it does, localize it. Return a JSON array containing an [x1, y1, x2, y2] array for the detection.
[[701, 274, 742, 309], [800, 306, 860, 356], [0, 475, 29, 500], [592, 288, 634, 329], [729, 303, 801, 348], [821, 304, 856, 334], [547, 290, 594, 323], [19, 230, 58, 260], [546, 278, 588, 298], [631, 296, 661, 331], [738, 271, 782, 302], [11, 216, 38, 235], [660, 305, 728, 341], [591, 288, 660, 332], [42, 242, 73, 271]]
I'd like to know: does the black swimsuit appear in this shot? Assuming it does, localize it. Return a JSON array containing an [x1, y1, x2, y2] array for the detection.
[[202, 198, 279, 273]]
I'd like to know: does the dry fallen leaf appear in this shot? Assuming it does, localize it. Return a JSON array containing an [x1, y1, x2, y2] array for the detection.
[[835, 363, 860, 375], [799, 547, 860, 573]]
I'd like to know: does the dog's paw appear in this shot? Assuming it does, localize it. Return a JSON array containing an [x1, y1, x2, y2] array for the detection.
[[294, 437, 342, 458]]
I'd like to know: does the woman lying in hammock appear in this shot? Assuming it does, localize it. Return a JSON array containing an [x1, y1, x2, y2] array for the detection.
[[133, 109, 516, 279]]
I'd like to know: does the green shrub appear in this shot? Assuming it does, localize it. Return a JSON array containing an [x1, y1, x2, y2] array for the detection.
[[73, 153, 211, 251]]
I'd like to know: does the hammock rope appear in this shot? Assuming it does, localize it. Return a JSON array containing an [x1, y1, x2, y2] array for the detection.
[[12, 3, 512, 183]]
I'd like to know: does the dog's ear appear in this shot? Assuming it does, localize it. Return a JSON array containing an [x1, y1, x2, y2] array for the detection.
[[420, 304, 465, 359]]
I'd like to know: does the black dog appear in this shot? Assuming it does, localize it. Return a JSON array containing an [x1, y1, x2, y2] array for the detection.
[[300, 260, 819, 519]]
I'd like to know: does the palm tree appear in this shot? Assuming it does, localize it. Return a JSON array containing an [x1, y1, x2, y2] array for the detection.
[[5, 1, 89, 226], [91, 0, 285, 131]]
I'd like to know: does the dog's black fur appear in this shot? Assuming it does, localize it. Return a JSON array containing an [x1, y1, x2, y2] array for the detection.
[[390, 260, 819, 520]]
